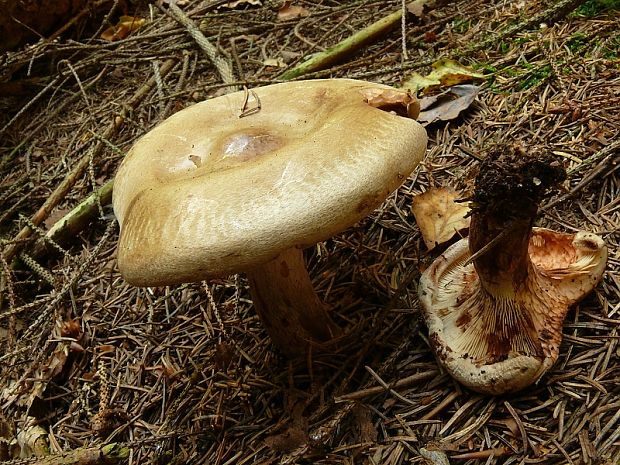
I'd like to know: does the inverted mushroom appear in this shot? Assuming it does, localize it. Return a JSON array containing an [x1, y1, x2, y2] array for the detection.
[[419, 146, 607, 394], [113, 79, 427, 357]]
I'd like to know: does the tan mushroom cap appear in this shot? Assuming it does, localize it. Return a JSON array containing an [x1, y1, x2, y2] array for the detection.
[[419, 227, 607, 394], [114, 79, 427, 286]]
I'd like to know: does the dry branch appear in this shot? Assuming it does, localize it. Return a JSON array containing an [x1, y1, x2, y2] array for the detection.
[[279, 8, 403, 80], [165, 3, 237, 89], [31, 180, 113, 258], [3, 442, 129, 465]]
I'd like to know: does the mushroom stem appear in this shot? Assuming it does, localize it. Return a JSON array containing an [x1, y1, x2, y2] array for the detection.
[[246, 247, 339, 356], [468, 148, 565, 297], [469, 213, 534, 297]]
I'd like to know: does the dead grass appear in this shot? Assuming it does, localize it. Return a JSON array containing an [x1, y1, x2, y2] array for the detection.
[[0, 0, 618, 464]]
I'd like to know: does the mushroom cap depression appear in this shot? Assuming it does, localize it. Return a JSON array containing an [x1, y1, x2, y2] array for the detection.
[[419, 227, 607, 394], [113, 79, 427, 286]]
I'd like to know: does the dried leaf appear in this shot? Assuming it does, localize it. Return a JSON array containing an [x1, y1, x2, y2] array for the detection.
[[223, 0, 261, 8], [0, 415, 15, 461], [420, 446, 450, 465], [424, 31, 438, 42], [418, 85, 480, 124], [412, 187, 470, 250], [101, 16, 146, 42], [263, 57, 286, 68], [44, 208, 71, 229], [277, 2, 310, 20], [264, 395, 308, 452], [402, 59, 484, 93], [352, 405, 378, 443], [431, 59, 484, 86], [214, 341, 234, 371], [406, 0, 430, 18], [362, 87, 420, 119], [95, 344, 116, 354], [495, 418, 520, 437], [16, 419, 49, 458], [0, 340, 71, 408], [402, 72, 441, 93]]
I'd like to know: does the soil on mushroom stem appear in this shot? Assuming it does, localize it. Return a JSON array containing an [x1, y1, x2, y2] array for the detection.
[[471, 144, 567, 220]]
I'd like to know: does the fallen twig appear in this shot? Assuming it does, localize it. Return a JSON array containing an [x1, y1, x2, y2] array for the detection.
[[166, 2, 237, 90], [335, 370, 438, 402], [450, 447, 511, 460], [30, 180, 113, 259], [2, 442, 128, 465], [279, 8, 403, 80]]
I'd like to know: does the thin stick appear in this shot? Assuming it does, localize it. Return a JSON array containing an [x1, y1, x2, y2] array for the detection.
[[31, 180, 114, 259], [166, 2, 237, 90], [335, 370, 438, 402], [8, 442, 129, 465], [450, 447, 510, 460], [279, 9, 403, 80], [462, 228, 511, 267], [400, 0, 408, 62], [421, 391, 459, 421]]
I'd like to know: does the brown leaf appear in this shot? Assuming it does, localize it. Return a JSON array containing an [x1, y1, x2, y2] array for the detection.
[[424, 31, 437, 42], [277, 2, 310, 20], [265, 392, 308, 452], [223, 0, 261, 8], [101, 16, 146, 41], [412, 187, 470, 250], [60, 319, 81, 338], [418, 84, 480, 124], [214, 341, 234, 371], [402, 59, 484, 93], [494, 417, 520, 437], [352, 405, 378, 443], [406, 0, 430, 18], [16, 420, 49, 458], [1, 342, 70, 408]]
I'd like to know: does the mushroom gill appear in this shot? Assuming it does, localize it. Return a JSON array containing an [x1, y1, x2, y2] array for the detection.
[[419, 145, 607, 394]]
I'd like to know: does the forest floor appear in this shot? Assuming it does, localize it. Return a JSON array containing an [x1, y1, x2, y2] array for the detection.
[[0, 0, 619, 464]]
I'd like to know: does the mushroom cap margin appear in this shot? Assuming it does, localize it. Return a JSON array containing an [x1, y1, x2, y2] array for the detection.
[[419, 227, 607, 394]]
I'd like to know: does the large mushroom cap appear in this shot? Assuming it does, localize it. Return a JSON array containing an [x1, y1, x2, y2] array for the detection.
[[113, 79, 427, 286], [419, 227, 607, 394]]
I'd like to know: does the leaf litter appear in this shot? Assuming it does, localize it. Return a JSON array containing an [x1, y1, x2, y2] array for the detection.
[[411, 187, 470, 250], [403, 59, 484, 123], [0, 1, 619, 465]]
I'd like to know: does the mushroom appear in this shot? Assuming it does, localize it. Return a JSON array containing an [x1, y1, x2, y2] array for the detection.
[[113, 79, 427, 357], [419, 146, 607, 394]]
